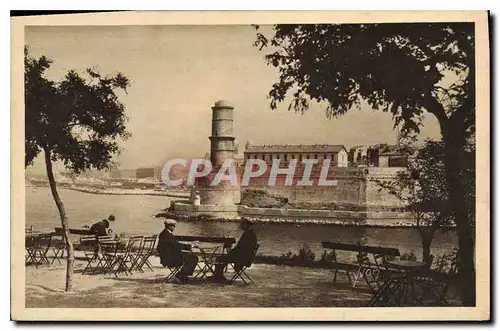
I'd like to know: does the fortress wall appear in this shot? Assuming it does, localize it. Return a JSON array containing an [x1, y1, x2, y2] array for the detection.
[[242, 166, 406, 210], [364, 167, 407, 210]]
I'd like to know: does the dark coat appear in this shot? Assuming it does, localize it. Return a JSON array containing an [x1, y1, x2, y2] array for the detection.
[[89, 221, 108, 237], [157, 229, 191, 267], [227, 227, 258, 271]]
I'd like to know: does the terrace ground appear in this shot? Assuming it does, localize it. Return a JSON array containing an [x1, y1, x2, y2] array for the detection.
[[26, 256, 374, 308], [25, 256, 461, 308]]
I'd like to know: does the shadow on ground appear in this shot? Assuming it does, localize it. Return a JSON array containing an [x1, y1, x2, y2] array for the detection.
[[25, 258, 373, 308]]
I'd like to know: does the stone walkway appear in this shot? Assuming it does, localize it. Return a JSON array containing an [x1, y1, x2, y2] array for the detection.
[[25, 257, 373, 308]]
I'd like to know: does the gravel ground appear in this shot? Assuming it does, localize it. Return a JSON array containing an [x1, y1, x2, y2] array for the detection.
[[25, 256, 373, 308]]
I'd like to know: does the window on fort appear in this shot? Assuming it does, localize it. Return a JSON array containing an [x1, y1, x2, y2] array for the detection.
[[262, 155, 265, 160], [284, 155, 288, 161], [314, 154, 318, 159]]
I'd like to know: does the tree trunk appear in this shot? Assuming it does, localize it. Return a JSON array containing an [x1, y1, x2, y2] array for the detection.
[[421, 234, 433, 266], [441, 126, 475, 306], [43, 148, 75, 291]]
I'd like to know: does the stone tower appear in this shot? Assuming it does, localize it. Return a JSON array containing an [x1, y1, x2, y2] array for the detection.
[[210, 100, 236, 166], [198, 100, 241, 206]]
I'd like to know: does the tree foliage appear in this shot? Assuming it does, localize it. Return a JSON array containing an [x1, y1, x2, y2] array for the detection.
[[376, 139, 474, 263], [378, 140, 453, 227], [254, 23, 477, 305], [254, 23, 474, 137], [25, 46, 131, 172], [24, 46, 131, 291]]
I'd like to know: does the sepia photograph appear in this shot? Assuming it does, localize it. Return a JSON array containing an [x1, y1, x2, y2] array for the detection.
[[11, 11, 490, 321]]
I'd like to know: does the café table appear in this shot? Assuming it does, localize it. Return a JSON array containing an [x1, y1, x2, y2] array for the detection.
[[192, 244, 224, 280], [386, 260, 427, 306]]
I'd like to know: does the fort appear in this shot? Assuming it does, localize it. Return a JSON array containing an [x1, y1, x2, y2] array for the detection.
[[170, 100, 413, 226]]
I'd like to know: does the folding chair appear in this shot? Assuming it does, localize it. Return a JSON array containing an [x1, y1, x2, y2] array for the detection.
[[25, 236, 36, 265], [28, 233, 53, 268], [360, 253, 403, 307], [81, 235, 100, 274], [93, 235, 119, 273], [117, 236, 143, 274], [130, 235, 157, 273], [106, 237, 143, 278], [99, 241, 121, 275], [49, 232, 66, 266], [367, 276, 404, 306], [227, 244, 260, 285], [162, 263, 184, 284]]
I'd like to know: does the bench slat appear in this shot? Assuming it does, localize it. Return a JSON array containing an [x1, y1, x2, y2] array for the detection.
[[55, 227, 93, 236], [321, 241, 400, 256]]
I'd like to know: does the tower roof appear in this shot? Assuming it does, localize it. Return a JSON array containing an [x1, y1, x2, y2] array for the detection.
[[213, 100, 234, 108]]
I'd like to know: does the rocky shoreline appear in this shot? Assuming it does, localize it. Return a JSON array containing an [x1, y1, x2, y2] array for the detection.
[[67, 185, 190, 198]]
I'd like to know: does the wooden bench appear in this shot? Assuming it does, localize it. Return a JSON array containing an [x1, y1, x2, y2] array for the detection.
[[54, 227, 94, 236], [321, 241, 400, 284]]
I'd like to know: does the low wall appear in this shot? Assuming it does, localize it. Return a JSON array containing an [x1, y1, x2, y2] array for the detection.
[[170, 201, 415, 227], [239, 205, 414, 226], [171, 202, 240, 219]]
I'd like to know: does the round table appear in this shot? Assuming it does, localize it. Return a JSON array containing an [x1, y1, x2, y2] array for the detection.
[[387, 260, 427, 306], [388, 260, 427, 269]]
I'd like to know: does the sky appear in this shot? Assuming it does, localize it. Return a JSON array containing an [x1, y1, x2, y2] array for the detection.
[[25, 25, 441, 173]]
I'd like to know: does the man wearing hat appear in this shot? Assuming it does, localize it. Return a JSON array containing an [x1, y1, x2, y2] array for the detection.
[[213, 218, 258, 282], [157, 219, 198, 284]]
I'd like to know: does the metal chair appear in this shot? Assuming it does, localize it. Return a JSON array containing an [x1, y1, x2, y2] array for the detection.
[[227, 244, 260, 285], [26, 233, 52, 268], [80, 235, 100, 274], [360, 253, 404, 307], [105, 236, 143, 277], [162, 263, 184, 284], [130, 235, 157, 273], [49, 232, 66, 265]]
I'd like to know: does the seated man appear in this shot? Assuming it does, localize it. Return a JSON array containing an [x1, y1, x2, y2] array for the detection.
[[157, 219, 198, 284], [89, 219, 110, 237], [89, 214, 116, 237], [213, 219, 257, 282]]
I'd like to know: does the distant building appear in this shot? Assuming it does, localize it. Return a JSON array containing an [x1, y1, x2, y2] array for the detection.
[[378, 151, 408, 167], [136, 166, 162, 180], [244, 144, 348, 167], [110, 169, 137, 179]]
